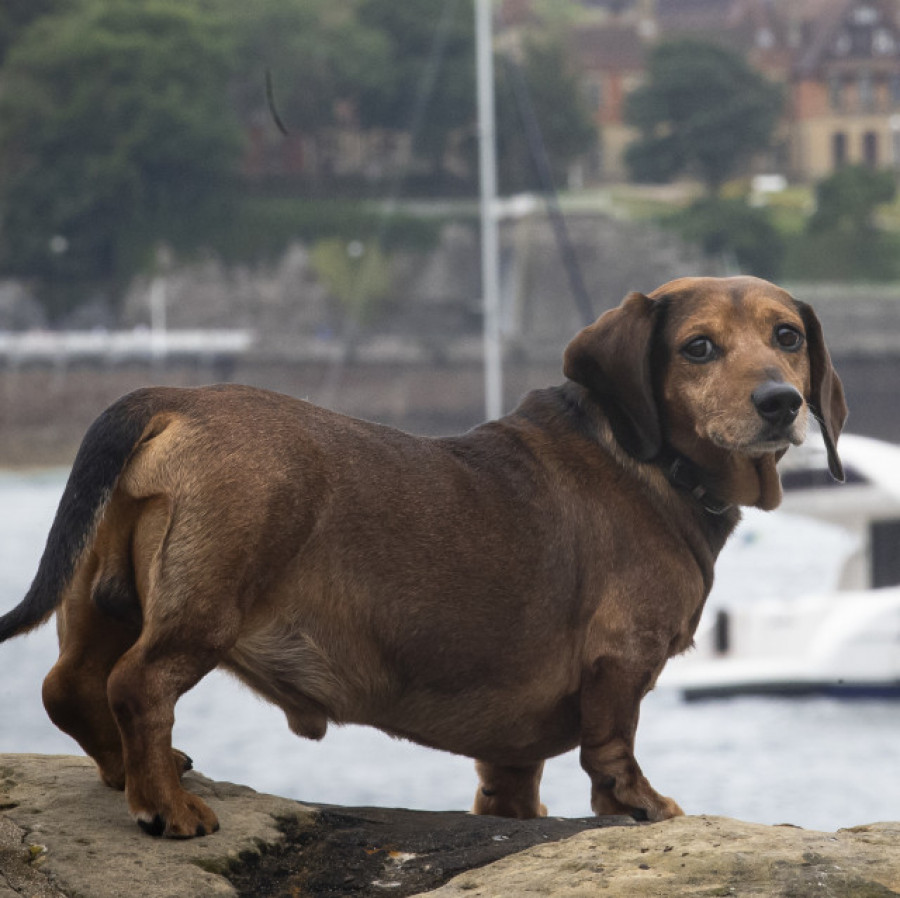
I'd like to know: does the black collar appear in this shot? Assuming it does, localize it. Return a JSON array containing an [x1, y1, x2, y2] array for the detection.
[[661, 452, 733, 516]]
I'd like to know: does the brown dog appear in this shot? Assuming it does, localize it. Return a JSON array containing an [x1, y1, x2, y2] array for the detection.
[[0, 276, 846, 838]]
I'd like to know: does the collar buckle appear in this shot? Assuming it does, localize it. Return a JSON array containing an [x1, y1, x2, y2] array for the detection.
[[667, 457, 733, 516]]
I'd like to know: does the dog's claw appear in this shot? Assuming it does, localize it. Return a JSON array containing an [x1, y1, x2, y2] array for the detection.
[[137, 814, 166, 837], [171, 749, 194, 778]]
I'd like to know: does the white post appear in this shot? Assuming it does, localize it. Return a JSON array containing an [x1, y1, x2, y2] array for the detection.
[[475, 0, 503, 421], [149, 276, 167, 361]]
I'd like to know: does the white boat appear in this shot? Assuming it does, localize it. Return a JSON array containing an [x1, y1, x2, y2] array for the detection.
[[660, 433, 900, 700]]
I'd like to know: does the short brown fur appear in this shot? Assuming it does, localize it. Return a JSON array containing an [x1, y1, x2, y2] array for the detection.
[[0, 276, 847, 837]]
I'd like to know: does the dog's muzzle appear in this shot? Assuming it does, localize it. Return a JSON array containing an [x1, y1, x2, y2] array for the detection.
[[751, 382, 803, 430]]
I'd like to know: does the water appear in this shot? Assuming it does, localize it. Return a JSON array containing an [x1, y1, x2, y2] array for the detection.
[[1, 469, 897, 832]]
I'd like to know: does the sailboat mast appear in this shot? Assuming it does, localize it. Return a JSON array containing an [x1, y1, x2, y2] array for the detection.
[[475, 0, 503, 421]]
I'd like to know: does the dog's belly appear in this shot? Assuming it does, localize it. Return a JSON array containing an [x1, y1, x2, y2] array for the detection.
[[223, 620, 583, 765], [370, 685, 583, 765]]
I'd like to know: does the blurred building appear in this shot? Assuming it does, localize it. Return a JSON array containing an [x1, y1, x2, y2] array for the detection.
[[238, 0, 900, 187], [567, 0, 900, 181], [789, 0, 900, 176]]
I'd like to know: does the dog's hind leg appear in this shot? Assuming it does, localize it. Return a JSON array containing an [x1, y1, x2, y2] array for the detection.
[[472, 761, 547, 818], [41, 554, 138, 790], [41, 495, 193, 792], [106, 623, 229, 838], [105, 514, 242, 836]]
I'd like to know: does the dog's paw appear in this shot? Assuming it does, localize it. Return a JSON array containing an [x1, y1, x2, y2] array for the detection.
[[134, 791, 219, 839], [472, 787, 544, 819], [624, 794, 684, 822], [591, 778, 683, 822], [590, 785, 633, 818], [652, 794, 684, 821]]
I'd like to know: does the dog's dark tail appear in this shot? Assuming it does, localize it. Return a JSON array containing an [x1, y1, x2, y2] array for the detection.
[[0, 389, 162, 643]]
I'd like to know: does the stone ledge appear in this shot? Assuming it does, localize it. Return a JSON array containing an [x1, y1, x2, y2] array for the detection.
[[1, 754, 898, 898], [0, 754, 311, 898], [425, 815, 900, 897]]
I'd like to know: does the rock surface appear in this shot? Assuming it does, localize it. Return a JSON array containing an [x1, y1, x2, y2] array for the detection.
[[426, 815, 900, 897], [0, 754, 311, 898], [2, 754, 899, 898]]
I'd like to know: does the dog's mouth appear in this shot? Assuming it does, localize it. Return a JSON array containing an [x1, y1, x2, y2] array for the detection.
[[709, 425, 806, 457], [752, 427, 806, 453], [708, 406, 809, 457]]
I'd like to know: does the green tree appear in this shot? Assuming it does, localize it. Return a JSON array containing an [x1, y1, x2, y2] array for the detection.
[[496, 37, 597, 192], [624, 40, 782, 194], [310, 237, 392, 324], [352, 2, 596, 191], [807, 164, 897, 234], [224, 0, 389, 137], [0, 0, 65, 64], [354, 0, 477, 181], [783, 165, 900, 281], [669, 198, 784, 280], [0, 0, 242, 313]]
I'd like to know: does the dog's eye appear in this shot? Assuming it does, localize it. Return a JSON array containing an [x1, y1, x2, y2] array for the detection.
[[775, 325, 804, 351], [680, 336, 717, 363]]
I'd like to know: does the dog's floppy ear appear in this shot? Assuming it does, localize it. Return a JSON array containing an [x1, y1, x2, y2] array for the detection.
[[563, 291, 662, 460], [796, 300, 848, 482]]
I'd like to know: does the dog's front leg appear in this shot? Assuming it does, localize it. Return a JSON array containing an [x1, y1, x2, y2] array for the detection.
[[579, 654, 683, 822], [471, 761, 547, 819]]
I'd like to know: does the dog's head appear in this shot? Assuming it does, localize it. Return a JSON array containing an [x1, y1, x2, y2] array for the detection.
[[563, 276, 847, 510]]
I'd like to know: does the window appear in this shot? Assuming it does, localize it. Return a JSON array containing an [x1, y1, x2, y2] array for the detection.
[[585, 77, 604, 114], [852, 6, 879, 26], [859, 71, 875, 111], [851, 27, 873, 55], [863, 130, 879, 165], [756, 27, 774, 50], [829, 75, 844, 110], [871, 519, 900, 588], [781, 465, 866, 491], [873, 28, 896, 54], [832, 131, 848, 167]]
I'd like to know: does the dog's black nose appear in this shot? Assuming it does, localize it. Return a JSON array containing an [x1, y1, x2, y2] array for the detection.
[[752, 382, 803, 427]]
